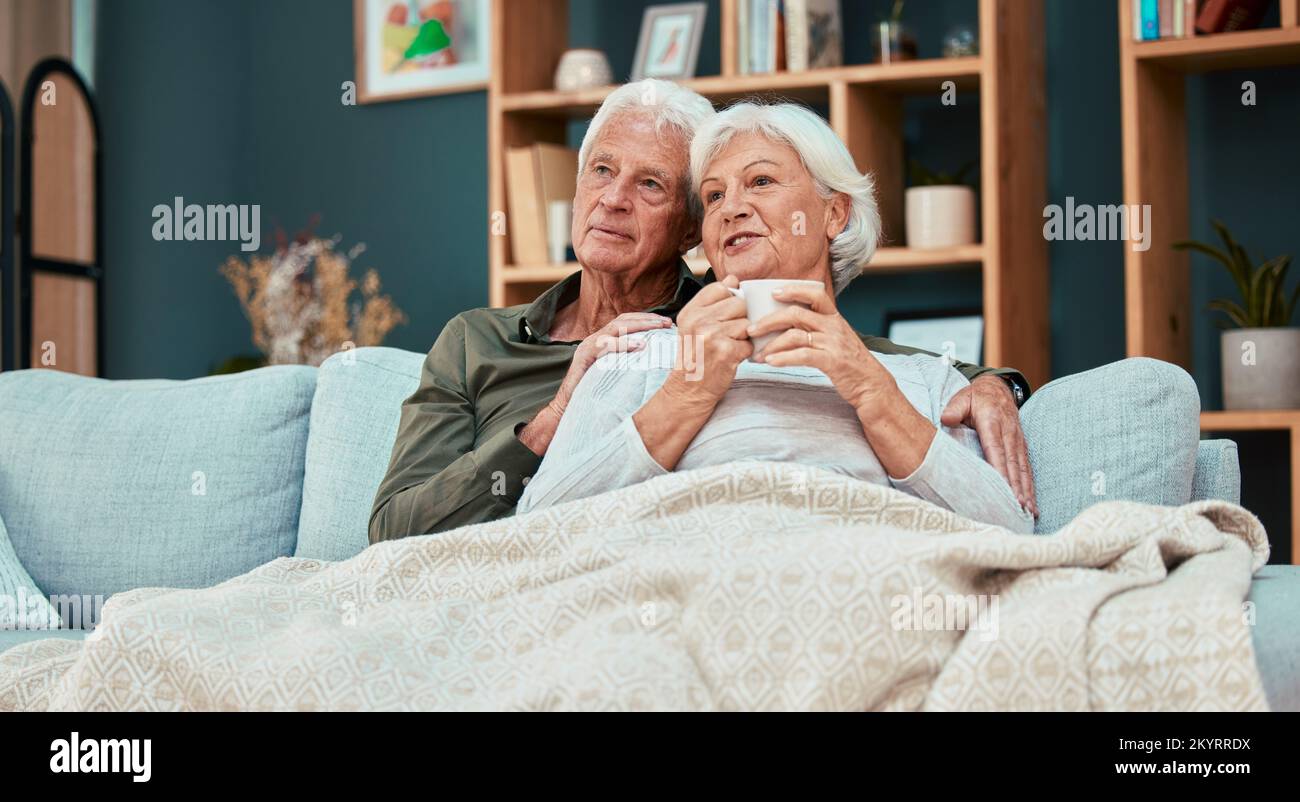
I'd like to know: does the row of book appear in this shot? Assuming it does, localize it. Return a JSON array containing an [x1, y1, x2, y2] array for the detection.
[[1134, 0, 1273, 40], [739, 0, 843, 74]]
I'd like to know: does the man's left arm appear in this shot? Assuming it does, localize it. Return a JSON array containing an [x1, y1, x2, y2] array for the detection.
[[860, 334, 1038, 519]]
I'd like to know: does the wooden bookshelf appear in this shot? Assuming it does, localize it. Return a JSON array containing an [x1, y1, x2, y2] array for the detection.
[[1119, 0, 1300, 368], [489, 0, 1049, 389], [1120, 0, 1300, 562]]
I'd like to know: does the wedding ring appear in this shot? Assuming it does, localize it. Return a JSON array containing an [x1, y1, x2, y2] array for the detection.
[[806, 330, 814, 348]]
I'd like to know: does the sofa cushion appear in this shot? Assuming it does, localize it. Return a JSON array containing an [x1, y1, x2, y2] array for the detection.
[[0, 510, 61, 630], [0, 365, 316, 607], [295, 347, 424, 561], [1191, 439, 1241, 505], [0, 627, 87, 655], [1019, 357, 1200, 533]]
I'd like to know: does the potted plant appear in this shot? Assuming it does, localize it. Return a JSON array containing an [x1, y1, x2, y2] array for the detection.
[[905, 159, 977, 250], [1175, 220, 1300, 410], [214, 219, 407, 373]]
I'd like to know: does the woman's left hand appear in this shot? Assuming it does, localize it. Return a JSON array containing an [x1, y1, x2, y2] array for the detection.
[[748, 283, 898, 415], [749, 282, 937, 481]]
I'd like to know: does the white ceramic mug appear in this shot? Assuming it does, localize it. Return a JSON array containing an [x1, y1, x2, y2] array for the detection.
[[725, 279, 825, 357]]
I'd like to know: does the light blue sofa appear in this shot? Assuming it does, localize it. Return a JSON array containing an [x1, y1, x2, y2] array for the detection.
[[0, 349, 1294, 709]]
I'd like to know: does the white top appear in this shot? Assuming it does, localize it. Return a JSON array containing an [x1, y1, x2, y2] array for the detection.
[[518, 328, 1034, 534]]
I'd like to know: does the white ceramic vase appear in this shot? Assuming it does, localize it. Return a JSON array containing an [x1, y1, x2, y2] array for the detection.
[[554, 49, 613, 92], [1220, 328, 1300, 410], [904, 185, 977, 250]]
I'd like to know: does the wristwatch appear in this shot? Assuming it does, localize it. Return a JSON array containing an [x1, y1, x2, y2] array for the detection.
[[1002, 375, 1028, 407]]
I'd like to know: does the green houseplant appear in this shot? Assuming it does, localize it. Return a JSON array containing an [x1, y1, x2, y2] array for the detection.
[[905, 159, 977, 250], [1174, 219, 1300, 410]]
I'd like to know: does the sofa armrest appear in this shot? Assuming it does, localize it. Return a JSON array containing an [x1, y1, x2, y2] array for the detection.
[[1191, 439, 1241, 505]]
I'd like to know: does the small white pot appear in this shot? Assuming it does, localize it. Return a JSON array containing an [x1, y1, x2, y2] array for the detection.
[[1221, 328, 1300, 410], [905, 185, 977, 249], [554, 49, 613, 92]]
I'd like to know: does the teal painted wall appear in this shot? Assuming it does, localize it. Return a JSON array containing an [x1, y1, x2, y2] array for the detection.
[[96, 0, 255, 380]]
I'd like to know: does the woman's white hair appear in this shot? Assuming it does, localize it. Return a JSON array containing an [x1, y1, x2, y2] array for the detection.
[[578, 79, 716, 221], [689, 101, 880, 294]]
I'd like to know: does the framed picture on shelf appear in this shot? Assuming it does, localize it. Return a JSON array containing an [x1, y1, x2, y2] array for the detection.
[[353, 0, 491, 103], [631, 3, 708, 81], [883, 307, 984, 365]]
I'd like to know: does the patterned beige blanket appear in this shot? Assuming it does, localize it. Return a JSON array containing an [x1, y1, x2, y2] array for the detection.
[[0, 462, 1271, 711]]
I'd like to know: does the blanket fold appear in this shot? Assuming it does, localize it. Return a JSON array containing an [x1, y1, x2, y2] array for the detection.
[[0, 462, 1270, 711]]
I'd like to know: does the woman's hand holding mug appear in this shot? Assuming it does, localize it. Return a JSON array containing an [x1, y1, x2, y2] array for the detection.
[[747, 282, 900, 415], [748, 282, 937, 479]]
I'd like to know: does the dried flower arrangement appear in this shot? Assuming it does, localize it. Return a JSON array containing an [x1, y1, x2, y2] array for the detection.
[[218, 221, 406, 370]]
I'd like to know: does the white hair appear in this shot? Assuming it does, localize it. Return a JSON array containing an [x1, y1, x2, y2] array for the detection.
[[689, 101, 881, 294], [578, 79, 716, 221]]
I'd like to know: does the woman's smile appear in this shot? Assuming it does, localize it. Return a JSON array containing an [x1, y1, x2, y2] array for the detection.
[[723, 230, 765, 256]]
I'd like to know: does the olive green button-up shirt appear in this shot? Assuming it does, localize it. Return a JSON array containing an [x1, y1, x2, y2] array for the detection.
[[369, 260, 1027, 542]]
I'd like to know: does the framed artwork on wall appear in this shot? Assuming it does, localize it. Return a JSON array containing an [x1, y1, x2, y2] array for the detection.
[[883, 307, 984, 366], [631, 3, 707, 81], [354, 0, 491, 103]]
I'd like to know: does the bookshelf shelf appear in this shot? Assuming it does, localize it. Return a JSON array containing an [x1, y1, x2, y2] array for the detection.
[[1201, 410, 1300, 431], [500, 244, 986, 287], [502, 259, 709, 285], [867, 244, 985, 272], [1131, 25, 1300, 71], [499, 57, 984, 118], [1200, 410, 1300, 564], [489, 0, 1048, 389]]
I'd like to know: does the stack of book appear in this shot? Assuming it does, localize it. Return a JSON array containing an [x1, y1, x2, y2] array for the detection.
[[738, 0, 843, 74], [505, 144, 578, 266], [1133, 0, 1273, 40]]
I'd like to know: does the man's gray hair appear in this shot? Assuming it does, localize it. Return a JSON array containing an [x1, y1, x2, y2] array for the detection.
[[578, 79, 716, 221], [689, 101, 881, 294]]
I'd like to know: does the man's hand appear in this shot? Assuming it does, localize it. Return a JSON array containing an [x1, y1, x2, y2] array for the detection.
[[940, 376, 1038, 518], [519, 312, 672, 456]]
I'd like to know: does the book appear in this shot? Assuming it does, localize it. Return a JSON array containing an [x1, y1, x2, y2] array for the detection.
[[746, 0, 785, 73], [505, 144, 578, 265], [1160, 0, 1174, 36], [737, 0, 749, 74], [505, 147, 545, 265], [785, 0, 808, 71], [1139, 0, 1161, 40], [1172, 0, 1184, 36], [785, 0, 842, 72], [774, 1, 787, 72], [1196, 0, 1270, 33], [1184, 0, 1198, 35]]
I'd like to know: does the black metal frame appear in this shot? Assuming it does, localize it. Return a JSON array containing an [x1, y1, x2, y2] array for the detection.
[[19, 58, 103, 373], [0, 78, 14, 371]]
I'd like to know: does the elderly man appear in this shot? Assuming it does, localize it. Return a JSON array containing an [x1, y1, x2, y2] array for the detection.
[[369, 80, 1037, 543]]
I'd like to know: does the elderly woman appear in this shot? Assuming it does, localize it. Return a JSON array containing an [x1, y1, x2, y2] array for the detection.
[[515, 101, 1033, 532]]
